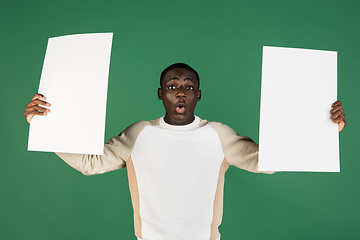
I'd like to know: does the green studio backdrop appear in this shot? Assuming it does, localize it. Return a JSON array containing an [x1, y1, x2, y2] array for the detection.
[[1, 0, 359, 239]]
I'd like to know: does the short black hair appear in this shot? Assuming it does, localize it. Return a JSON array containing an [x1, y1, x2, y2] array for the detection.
[[160, 63, 200, 88]]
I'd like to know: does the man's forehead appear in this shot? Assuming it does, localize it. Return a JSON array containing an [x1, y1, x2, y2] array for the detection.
[[164, 68, 197, 79]]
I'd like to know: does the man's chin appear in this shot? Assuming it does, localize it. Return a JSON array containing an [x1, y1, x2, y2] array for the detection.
[[165, 113, 194, 125]]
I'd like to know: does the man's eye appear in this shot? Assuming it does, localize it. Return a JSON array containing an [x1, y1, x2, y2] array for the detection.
[[186, 86, 194, 90], [168, 85, 176, 90]]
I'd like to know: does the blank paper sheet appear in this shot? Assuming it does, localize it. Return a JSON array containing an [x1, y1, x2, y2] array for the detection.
[[28, 33, 113, 155], [259, 46, 339, 172]]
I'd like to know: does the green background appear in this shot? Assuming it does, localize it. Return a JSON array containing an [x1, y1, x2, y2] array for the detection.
[[1, 0, 359, 239]]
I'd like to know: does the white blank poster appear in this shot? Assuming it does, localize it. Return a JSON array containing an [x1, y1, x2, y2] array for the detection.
[[28, 33, 113, 155], [259, 46, 339, 172]]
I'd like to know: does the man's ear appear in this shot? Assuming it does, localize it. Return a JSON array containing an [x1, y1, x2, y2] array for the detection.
[[197, 90, 201, 101], [158, 88, 163, 100]]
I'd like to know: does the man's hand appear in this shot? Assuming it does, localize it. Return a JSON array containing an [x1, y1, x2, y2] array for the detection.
[[330, 101, 346, 132], [24, 93, 51, 124]]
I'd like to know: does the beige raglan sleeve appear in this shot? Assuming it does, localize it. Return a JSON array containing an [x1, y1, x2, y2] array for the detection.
[[55, 120, 152, 176], [207, 121, 274, 174]]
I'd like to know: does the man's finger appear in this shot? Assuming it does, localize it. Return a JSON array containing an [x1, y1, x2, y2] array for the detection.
[[331, 115, 346, 132], [331, 100, 342, 109], [31, 93, 46, 101], [338, 120, 346, 132], [25, 99, 50, 108], [331, 110, 345, 121], [330, 105, 344, 115], [26, 114, 33, 124], [32, 105, 50, 113], [24, 106, 50, 116], [27, 109, 49, 115], [332, 114, 345, 124]]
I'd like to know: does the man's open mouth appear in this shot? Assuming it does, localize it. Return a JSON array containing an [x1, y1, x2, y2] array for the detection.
[[176, 103, 185, 114]]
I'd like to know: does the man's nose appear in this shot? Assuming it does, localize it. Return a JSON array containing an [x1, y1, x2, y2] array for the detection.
[[176, 86, 186, 98]]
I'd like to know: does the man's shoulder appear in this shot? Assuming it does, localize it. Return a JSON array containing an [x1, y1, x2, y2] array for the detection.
[[200, 118, 237, 135], [119, 118, 160, 136]]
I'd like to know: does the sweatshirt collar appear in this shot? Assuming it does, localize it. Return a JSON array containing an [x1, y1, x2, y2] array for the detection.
[[159, 116, 200, 131]]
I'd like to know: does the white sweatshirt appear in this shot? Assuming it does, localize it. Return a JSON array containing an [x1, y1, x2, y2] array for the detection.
[[56, 116, 273, 240]]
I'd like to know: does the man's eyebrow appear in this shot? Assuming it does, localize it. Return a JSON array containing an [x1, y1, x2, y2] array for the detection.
[[167, 77, 179, 82]]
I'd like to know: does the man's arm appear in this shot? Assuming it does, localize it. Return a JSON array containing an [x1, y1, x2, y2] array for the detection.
[[206, 120, 272, 174], [55, 136, 129, 175]]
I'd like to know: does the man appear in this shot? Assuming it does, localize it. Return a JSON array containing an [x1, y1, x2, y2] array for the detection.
[[24, 63, 346, 240]]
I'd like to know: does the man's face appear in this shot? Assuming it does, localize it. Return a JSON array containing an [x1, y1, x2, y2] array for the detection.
[[158, 68, 201, 125]]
